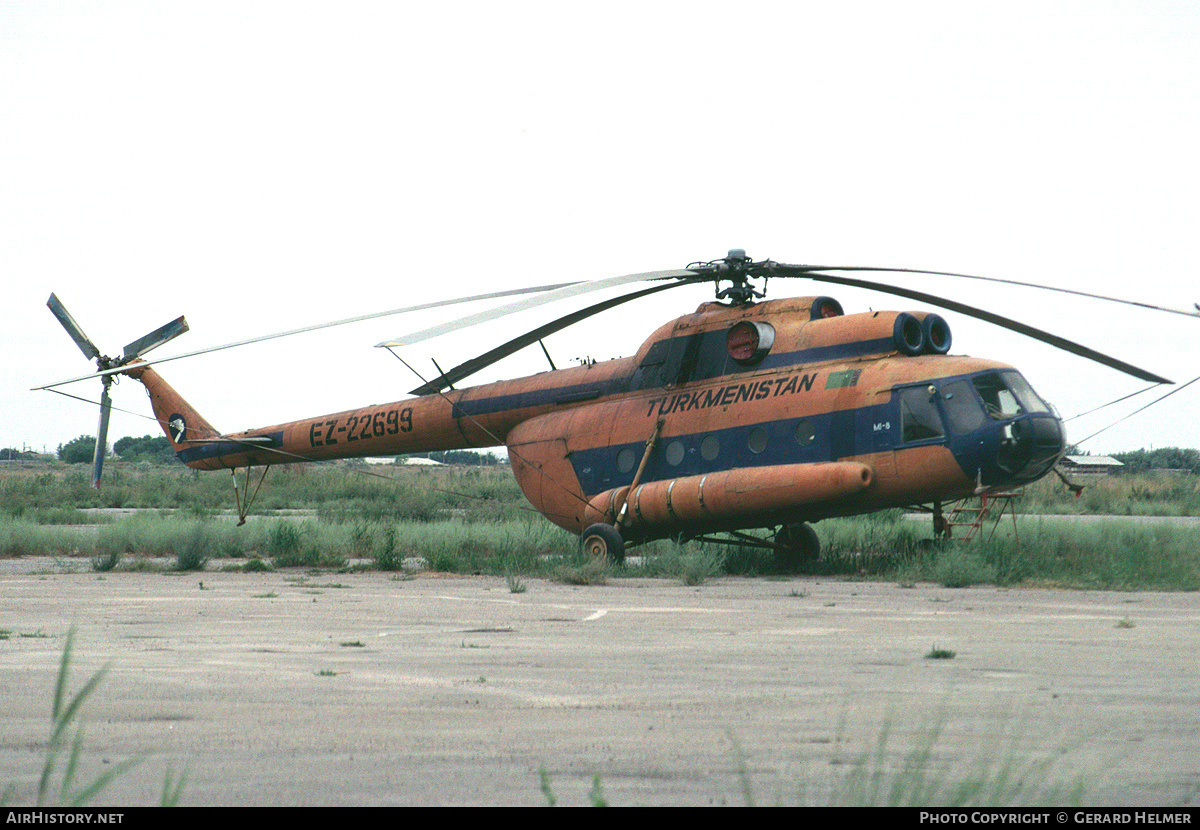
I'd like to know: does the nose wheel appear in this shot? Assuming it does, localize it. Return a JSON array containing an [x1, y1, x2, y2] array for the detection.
[[581, 523, 625, 564]]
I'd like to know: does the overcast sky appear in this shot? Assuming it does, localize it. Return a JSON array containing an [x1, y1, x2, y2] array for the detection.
[[3, 0, 1198, 460]]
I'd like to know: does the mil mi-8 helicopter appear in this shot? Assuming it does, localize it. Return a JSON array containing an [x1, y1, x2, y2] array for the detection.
[[41, 250, 1182, 566]]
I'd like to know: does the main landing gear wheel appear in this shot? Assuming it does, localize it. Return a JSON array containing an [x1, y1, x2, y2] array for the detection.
[[581, 523, 625, 564], [774, 522, 820, 572]]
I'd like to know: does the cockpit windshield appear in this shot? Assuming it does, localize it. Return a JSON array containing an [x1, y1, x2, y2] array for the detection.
[[898, 370, 1054, 443], [971, 371, 1049, 420]]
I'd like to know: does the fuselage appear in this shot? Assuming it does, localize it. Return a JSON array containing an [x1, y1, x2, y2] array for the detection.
[[130, 294, 1067, 540]]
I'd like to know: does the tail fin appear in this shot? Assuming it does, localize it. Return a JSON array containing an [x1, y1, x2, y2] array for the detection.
[[122, 362, 223, 466]]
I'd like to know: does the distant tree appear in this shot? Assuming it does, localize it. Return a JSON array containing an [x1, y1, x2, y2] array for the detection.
[[113, 435, 176, 463], [396, 450, 504, 466], [0, 447, 21, 460], [1111, 447, 1200, 475], [58, 435, 102, 464]]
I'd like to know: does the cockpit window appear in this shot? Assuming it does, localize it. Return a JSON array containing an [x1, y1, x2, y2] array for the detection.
[[972, 371, 1048, 419], [940, 379, 987, 434], [1001, 371, 1050, 414], [899, 386, 945, 443]]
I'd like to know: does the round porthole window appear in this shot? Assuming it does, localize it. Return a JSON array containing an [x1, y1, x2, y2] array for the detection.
[[616, 447, 637, 473], [665, 440, 685, 466], [795, 420, 815, 445], [700, 434, 720, 461], [748, 426, 768, 454]]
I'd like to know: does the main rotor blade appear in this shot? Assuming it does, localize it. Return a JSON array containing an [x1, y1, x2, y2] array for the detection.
[[34, 282, 582, 390], [764, 263, 1200, 318], [773, 266, 1172, 384], [407, 278, 704, 395], [92, 386, 112, 489], [378, 269, 698, 348], [123, 315, 190, 361], [47, 294, 101, 361]]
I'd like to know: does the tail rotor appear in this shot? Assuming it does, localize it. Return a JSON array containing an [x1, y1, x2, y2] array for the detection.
[[46, 293, 189, 487]]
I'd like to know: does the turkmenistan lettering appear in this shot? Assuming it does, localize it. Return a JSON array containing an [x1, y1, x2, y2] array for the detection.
[[645, 372, 817, 417]]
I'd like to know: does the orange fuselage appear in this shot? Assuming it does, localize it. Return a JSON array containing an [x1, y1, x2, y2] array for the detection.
[[129, 295, 1066, 541]]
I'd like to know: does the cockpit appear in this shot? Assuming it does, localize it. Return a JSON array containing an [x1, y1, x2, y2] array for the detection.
[[897, 370, 1065, 488]]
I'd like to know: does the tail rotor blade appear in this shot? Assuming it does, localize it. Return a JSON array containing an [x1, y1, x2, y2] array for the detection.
[[123, 316, 190, 361], [47, 293, 101, 361], [92, 385, 112, 489]]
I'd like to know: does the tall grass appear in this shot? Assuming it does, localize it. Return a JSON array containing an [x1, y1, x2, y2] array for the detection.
[[3, 463, 1198, 589], [815, 512, 1200, 590], [1020, 471, 1200, 516], [0, 626, 187, 807]]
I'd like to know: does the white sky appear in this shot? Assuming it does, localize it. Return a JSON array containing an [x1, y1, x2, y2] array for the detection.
[[3, 0, 1198, 458]]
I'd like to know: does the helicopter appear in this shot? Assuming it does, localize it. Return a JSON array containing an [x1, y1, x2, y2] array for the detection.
[[40, 250, 1181, 566]]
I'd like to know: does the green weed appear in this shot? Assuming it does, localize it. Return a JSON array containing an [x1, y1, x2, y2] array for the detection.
[[538, 766, 556, 806], [6, 626, 186, 807], [375, 524, 403, 571], [174, 522, 216, 571]]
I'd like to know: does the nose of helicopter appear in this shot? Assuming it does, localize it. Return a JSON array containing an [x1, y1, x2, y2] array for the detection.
[[992, 411, 1067, 485], [937, 370, 1067, 489]]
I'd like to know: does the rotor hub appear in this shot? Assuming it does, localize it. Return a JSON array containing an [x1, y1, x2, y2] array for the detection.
[[690, 248, 769, 305]]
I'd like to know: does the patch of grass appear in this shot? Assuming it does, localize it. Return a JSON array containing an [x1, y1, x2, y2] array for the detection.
[[119, 557, 164, 572], [174, 522, 216, 572], [90, 549, 121, 573], [506, 573, 527, 593], [538, 767, 556, 806], [6, 626, 186, 807], [931, 549, 996, 588], [9, 462, 1199, 592], [35, 628, 139, 806], [1116, 617, 1135, 629], [340, 641, 364, 648], [375, 524, 403, 571], [552, 560, 608, 585], [823, 720, 1086, 807], [587, 774, 608, 807], [315, 669, 336, 676], [252, 592, 278, 599], [925, 646, 956, 659]]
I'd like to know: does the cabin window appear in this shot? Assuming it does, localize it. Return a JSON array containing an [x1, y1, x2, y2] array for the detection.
[[632, 327, 771, 391], [700, 434, 720, 461], [795, 420, 815, 445], [748, 426, 768, 454], [616, 447, 637, 474], [898, 386, 945, 443], [665, 440, 685, 466]]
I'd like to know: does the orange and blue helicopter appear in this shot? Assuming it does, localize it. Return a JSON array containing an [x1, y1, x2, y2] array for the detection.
[[41, 250, 1179, 566]]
